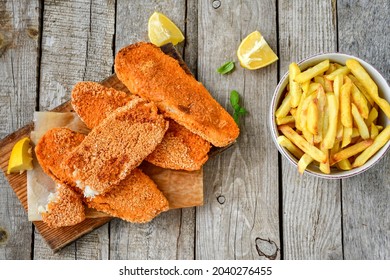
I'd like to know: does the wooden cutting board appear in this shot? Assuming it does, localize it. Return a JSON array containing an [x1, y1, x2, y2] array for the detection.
[[0, 44, 225, 252]]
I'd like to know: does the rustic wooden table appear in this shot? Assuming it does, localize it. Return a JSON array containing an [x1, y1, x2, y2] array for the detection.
[[0, 0, 389, 260]]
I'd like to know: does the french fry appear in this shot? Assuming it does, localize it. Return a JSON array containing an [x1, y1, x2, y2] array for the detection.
[[336, 122, 344, 142], [348, 74, 375, 106], [277, 136, 304, 159], [319, 148, 330, 174], [365, 107, 378, 127], [294, 60, 330, 84], [337, 159, 352, 170], [289, 62, 303, 108], [322, 93, 338, 149], [330, 141, 340, 165], [276, 92, 292, 118], [352, 125, 390, 167], [332, 139, 374, 164], [314, 87, 326, 144], [324, 66, 350, 80], [325, 63, 337, 75], [299, 93, 316, 133], [351, 127, 360, 138], [346, 59, 390, 119], [278, 125, 327, 163], [314, 76, 325, 88], [342, 126, 353, 148], [350, 81, 369, 119], [333, 74, 343, 107], [308, 83, 321, 95], [301, 80, 310, 94], [370, 124, 379, 139], [298, 154, 313, 174], [351, 103, 370, 139], [276, 115, 295, 125], [324, 78, 333, 93], [307, 98, 319, 135], [340, 79, 353, 128]]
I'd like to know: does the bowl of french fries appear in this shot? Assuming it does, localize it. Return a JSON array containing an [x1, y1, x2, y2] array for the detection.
[[270, 53, 390, 178]]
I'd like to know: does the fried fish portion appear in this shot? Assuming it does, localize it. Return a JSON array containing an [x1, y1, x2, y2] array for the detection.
[[85, 168, 169, 223], [64, 98, 169, 197], [71, 81, 211, 171], [39, 183, 85, 228], [146, 120, 210, 170], [35, 127, 85, 188], [71, 81, 135, 129], [115, 42, 239, 147], [36, 127, 168, 224]]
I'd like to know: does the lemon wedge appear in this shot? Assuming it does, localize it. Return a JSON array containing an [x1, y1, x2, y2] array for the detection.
[[7, 137, 33, 174], [148, 12, 184, 47], [237, 30, 278, 70]]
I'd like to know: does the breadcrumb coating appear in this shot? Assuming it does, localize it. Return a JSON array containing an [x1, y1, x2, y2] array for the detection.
[[146, 120, 210, 170], [64, 98, 168, 196], [86, 168, 169, 223], [115, 42, 239, 147], [35, 127, 85, 188], [71, 81, 211, 171], [71, 81, 135, 129], [41, 184, 85, 228]]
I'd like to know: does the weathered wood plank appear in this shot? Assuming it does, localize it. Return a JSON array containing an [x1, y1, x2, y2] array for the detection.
[[110, 0, 196, 260], [33, 0, 115, 259], [338, 0, 390, 260], [278, 0, 343, 259], [197, 0, 280, 259], [0, 0, 40, 260]]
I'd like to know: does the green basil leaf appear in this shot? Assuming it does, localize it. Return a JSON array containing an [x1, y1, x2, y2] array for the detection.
[[230, 90, 240, 107], [233, 111, 240, 124], [238, 107, 247, 115], [217, 61, 235, 74]]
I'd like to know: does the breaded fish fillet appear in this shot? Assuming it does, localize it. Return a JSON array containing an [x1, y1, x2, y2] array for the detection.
[[86, 168, 169, 223], [71, 81, 135, 129], [115, 42, 240, 147], [35, 127, 85, 188], [71, 81, 210, 171], [39, 183, 85, 228], [146, 120, 210, 170], [64, 98, 169, 197], [36, 128, 169, 224]]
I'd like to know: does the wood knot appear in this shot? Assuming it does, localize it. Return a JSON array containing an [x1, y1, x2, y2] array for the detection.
[[255, 237, 279, 260], [212, 0, 221, 9], [0, 227, 9, 245], [216, 195, 225, 204], [27, 27, 39, 39]]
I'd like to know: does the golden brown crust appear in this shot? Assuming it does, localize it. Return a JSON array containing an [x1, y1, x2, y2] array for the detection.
[[35, 127, 85, 188], [71, 81, 135, 129], [85, 169, 169, 223], [64, 98, 169, 196], [41, 184, 85, 228], [71, 81, 211, 171], [115, 42, 240, 147], [146, 120, 211, 170]]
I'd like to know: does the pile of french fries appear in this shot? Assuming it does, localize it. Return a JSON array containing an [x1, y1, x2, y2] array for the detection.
[[276, 58, 390, 174]]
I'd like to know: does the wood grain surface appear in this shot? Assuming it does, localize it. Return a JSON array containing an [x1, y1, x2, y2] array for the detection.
[[338, 0, 390, 259], [278, 0, 343, 260], [0, 0, 389, 260]]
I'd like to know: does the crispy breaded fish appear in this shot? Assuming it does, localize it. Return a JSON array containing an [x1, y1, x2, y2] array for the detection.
[[35, 127, 85, 188], [71, 81, 135, 129], [64, 98, 169, 197], [85, 168, 169, 223], [71, 81, 211, 171], [115, 42, 240, 147], [146, 120, 210, 170], [39, 183, 85, 228], [36, 128, 169, 224]]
